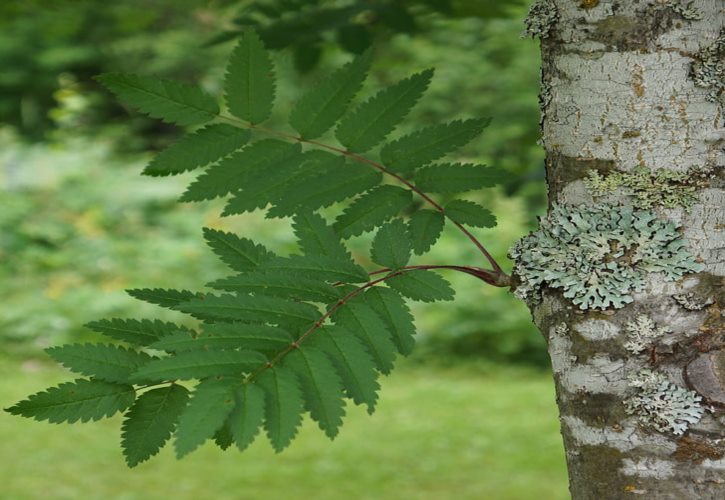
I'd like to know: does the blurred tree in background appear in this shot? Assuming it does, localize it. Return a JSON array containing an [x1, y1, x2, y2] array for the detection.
[[1, 0, 547, 366]]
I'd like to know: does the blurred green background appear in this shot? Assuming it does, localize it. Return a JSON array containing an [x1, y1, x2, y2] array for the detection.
[[0, 1, 567, 498]]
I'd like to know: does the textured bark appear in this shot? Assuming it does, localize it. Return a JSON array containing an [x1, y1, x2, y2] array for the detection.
[[523, 1, 725, 498]]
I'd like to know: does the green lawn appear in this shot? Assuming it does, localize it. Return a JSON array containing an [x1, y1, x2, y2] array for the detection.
[[0, 359, 568, 500]]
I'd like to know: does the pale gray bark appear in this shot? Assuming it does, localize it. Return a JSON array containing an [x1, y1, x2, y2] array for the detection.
[[520, 1, 725, 498]]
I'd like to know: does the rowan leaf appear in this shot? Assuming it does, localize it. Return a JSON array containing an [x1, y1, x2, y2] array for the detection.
[[150, 324, 293, 353], [290, 51, 372, 139], [259, 254, 369, 284], [371, 219, 411, 269], [308, 326, 380, 413], [293, 212, 351, 262], [361, 287, 416, 355], [45, 344, 154, 383], [444, 199, 497, 228], [333, 302, 397, 374], [208, 271, 342, 303], [407, 209, 445, 255], [229, 383, 266, 452], [256, 366, 304, 452], [333, 185, 412, 238], [175, 378, 237, 457], [6, 379, 135, 423], [202, 228, 274, 272], [336, 69, 433, 152], [225, 30, 275, 124], [285, 346, 346, 439], [84, 319, 192, 347], [131, 350, 267, 382], [386, 270, 455, 302], [380, 119, 489, 172], [121, 385, 189, 467], [126, 288, 198, 309], [97, 73, 219, 126], [143, 124, 250, 177], [176, 294, 319, 327], [415, 164, 504, 193]]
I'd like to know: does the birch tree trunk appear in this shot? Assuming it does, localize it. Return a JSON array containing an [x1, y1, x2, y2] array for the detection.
[[517, 1, 725, 498]]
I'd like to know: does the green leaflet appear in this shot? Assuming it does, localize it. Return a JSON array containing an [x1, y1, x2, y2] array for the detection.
[[6, 379, 135, 424], [214, 423, 234, 450], [45, 344, 154, 384], [386, 270, 455, 302], [333, 302, 397, 374], [371, 219, 411, 269], [266, 160, 381, 217], [121, 385, 190, 467], [336, 69, 434, 152], [229, 383, 266, 452], [208, 271, 342, 303], [150, 324, 293, 353], [84, 318, 192, 347], [224, 148, 330, 215], [225, 30, 276, 124], [290, 51, 372, 139], [333, 185, 412, 238], [256, 366, 304, 452], [96, 73, 219, 126], [176, 293, 320, 327], [361, 287, 416, 356], [181, 140, 300, 202], [203, 227, 274, 272], [380, 118, 490, 172], [407, 209, 445, 255], [293, 212, 351, 262], [444, 199, 497, 228], [285, 346, 346, 439], [143, 125, 250, 177], [308, 326, 380, 414], [131, 350, 267, 382], [175, 378, 238, 457], [259, 254, 369, 284], [126, 288, 198, 309], [414, 164, 504, 193]]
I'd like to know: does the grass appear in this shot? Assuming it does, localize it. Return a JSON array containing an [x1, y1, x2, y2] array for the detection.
[[0, 358, 568, 500]]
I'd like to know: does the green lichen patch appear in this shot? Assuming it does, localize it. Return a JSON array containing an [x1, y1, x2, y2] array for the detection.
[[624, 315, 671, 354], [586, 167, 712, 211], [509, 203, 704, 310], [522, 0, 558, 39], [625, 369, 705, 435], [692, 30, 725, 103], [661, 1, 702, 21]]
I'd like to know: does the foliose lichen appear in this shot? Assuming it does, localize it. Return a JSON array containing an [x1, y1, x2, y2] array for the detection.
[[509, 203, 704, 310], [692, 30, 725, 103], [522, 0, 559, 39], [586, 167, 712, 211], [660, 0, 702, 21], [624, 315, 671, 354], [625, 369, 705, 435], [673, 292, 714, 311]]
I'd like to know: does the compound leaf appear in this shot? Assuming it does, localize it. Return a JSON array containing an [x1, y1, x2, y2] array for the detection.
[[121, 385, 189, 467], [335, 69, 434, 152], [97, 73, 219, 126]]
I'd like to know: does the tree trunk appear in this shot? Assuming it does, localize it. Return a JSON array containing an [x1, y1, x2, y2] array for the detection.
[[518, 1, 724, 498]]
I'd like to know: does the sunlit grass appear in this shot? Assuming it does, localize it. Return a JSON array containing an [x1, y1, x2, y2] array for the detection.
[[0, 358, 567, 500]]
